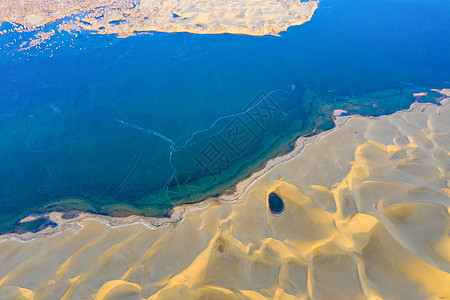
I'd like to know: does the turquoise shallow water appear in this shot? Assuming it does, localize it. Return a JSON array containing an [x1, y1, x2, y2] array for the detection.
[[0, 0, 449, 232]]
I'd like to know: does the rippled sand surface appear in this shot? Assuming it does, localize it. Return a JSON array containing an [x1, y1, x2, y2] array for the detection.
[[0, 95, 449, 299], [0, 0, 317, 37]]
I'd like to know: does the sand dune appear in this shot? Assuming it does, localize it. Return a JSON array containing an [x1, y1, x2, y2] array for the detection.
[[0, 0, 318, 38], [0, 94, 449, 299]]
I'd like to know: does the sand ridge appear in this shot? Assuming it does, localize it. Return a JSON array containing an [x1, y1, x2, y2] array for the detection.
[[0, 92, 449, 299]]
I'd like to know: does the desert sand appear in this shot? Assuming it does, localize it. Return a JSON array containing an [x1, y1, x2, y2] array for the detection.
[[0, 92, 449, 299], [0, 0, 318, 37]]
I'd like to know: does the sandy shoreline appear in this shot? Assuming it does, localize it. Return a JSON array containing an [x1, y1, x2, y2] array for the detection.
[[2, 89, 448, 242], [0, 96, 355, 243], [1, 0, 318, 39], [0, 90, 449, 299]]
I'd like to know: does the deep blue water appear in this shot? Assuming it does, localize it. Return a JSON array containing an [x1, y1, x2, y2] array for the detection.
[[268, 193, 285, 215], [0, 0, 449, 232]]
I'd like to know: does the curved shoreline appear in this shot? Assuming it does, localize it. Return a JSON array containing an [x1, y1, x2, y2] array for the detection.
[[0, 0, 318, 38], [2, 89, 448, 243]]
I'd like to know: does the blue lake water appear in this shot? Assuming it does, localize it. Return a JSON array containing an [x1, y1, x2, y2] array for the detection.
[[0, 0, 449, 232]]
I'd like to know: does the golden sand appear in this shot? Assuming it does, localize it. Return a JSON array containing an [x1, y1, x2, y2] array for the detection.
[[0, 0, 318, 37], [432, 88, 450, 97], [0, 93, 449, 299]]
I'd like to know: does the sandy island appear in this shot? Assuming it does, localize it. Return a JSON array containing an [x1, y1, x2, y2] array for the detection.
[[1, 0, 318, 38], [0, 90, 449, 299]]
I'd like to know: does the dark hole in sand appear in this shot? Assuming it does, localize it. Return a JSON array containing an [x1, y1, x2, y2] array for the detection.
[[109, 19, 126, 25], [61, 212, 79, 219], [268, 192, 285, 215], [8, 217, 58, 234]]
